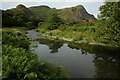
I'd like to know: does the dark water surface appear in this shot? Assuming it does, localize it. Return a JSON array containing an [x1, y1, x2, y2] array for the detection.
[[26, 30, 120, 78]]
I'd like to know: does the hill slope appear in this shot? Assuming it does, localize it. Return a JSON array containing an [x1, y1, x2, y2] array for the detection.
[[29, 5, 51, 20], [58, 5, 96, 22], [11, 4, 33, 16], [9, 4, 96, 21]]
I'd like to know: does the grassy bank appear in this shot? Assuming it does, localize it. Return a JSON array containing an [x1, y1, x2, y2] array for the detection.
[[38, 26, 96, 41], [37, 25, 119, 47], [2, 28, 70, 79]]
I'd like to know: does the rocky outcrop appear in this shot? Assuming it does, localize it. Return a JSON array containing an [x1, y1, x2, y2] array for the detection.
[[58, 5, 96, 22]]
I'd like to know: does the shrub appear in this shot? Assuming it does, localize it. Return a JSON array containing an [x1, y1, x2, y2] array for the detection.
[[2, 45, 70, 79], [2, 30, 29, 50]]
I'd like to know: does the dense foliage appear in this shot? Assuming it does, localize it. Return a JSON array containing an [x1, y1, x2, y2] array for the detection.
[[2, 29, 70, 79], [40, 13, 63, 30], [2, 30, 29, 50], [96, 1, 120, 46], [2, 10, 41, 29]]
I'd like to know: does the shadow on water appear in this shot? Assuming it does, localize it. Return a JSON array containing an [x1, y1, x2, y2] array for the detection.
[[37, 38, 120, 78], [66, 42, 120, 78], [27, 30, 120, 78], [38, 39, 63, 53]]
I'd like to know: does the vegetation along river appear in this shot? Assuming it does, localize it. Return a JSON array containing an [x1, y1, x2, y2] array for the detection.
[[26, 30, 120, 78]]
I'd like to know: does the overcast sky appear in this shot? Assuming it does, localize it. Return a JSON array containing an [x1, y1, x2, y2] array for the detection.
[[0, 0, 106, 18], [0, 0, 106, 2]]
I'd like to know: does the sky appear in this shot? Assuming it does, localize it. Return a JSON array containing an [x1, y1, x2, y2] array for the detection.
[[1, 0, 119, 2]]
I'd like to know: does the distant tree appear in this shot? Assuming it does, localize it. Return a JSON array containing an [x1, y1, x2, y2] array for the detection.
[[46, 13, 62, 30], [29, 17, 42, 27], [2, 10, 41, 28], [47, 13, 61, 23], [2, 10, 15, 27], [25, 22, 34, 29]]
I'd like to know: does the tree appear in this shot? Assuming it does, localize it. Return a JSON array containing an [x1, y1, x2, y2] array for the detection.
[[2, 10, 15, 27], [47, 13, 61, 23], [29, 17, 42, 27], [25, 21, 34, 29], [46, 13, 62, 30], [96, 1, 120, 46]]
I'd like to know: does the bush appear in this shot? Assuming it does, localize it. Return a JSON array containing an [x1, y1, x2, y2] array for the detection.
[[2, 30, 29, 50], [73, 36, 83, 41], [2, 45, 70, 79]]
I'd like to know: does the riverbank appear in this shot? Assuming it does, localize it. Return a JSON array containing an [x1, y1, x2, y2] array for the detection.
[[37, 27, 119, 47], [41, 33, 116, 47]]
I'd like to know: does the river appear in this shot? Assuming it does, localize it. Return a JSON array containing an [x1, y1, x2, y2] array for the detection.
[[26, 30, 120, 78]]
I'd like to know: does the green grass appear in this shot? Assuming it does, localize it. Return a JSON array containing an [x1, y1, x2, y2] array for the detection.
[[38, 25, 120, 47], [2, 27, 26, 33], [38, 26, 97, 43]]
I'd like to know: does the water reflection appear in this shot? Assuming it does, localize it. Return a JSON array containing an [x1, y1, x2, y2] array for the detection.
[[39, 39, 63, 53], [38, 39, 120, 78], [93, 51, 120, 78], [27, 30, 120, 78], [67, 42, 120, 78]]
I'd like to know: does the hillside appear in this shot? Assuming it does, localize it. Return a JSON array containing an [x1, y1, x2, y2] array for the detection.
[[9, 4, 96, 21], [29, 5, 51, 20], [58, 5, 96, 22], [10, 4, 33, 17]]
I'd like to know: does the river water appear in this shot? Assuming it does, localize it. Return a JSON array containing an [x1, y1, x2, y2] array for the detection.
[[26, 30, 120, 78]]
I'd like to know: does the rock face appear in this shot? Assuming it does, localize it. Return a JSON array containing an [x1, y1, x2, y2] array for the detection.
[[59, 5, 96, 22], [10, 4, 96, 21]]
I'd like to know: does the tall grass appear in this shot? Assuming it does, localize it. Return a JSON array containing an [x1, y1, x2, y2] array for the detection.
[[38, 26, 96, 43]]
